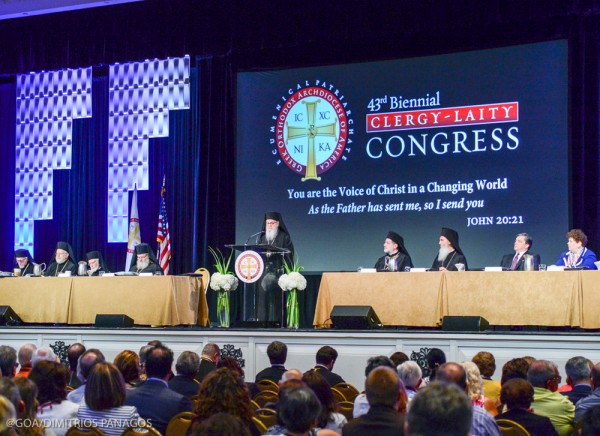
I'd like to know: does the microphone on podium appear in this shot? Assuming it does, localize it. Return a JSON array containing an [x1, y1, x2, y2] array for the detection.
[[245, 231, 264, 245]]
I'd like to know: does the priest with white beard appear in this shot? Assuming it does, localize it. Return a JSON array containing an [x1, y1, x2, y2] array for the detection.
[[128, 243, 164, 275], [45, 241, 78, 276], [430, 227, 468, 271]]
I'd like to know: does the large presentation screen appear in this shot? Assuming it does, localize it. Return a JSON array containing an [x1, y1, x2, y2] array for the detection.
[[236, 40, 569, 271]]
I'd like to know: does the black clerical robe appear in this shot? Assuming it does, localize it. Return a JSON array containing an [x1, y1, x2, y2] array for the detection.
[[375, 253, 413, 272], [46, 260, 77, 276], [430, 251, 468, 271]]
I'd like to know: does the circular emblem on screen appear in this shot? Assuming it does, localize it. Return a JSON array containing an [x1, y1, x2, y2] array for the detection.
[[235, 250, 264, 283], [273, 82, 353, 181]]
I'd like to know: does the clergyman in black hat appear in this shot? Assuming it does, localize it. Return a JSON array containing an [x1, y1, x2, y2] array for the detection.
[[430, 227, 468, 271], [14, 248, 34, 276], [129, 243, 164, 275], [257, 211, 295, 323], [85, 250, 111, 276], [45, 241, 78, 276], [375, 231, 413, 272]]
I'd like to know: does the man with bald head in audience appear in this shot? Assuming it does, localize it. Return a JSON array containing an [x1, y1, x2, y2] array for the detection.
[[67, 348, 105, 403], [437, 362, 501, 436], [343, 366, 405, 435], [196, 343, 220, 383]]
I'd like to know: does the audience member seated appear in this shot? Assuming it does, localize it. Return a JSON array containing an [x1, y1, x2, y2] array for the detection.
[[67, 349, 105, 404], [14, 376, 47, 436], [343, 367, 406, 436], [527, 359, 574, 435], [575, 362, 600, 422], [196, 343, 220, 383], [472, 351, 501, 404], [168, 351, 200, 399], [0, 396, 16, 436], [302, 370, 347, 434], [187, 412, 251, 436], [406, 382, 472, 436], [77, 362, 140, 436], [114, 350, 142, 389], [353, 355, 396, 418], [66, 343, 86, 388], [495, 378, 557, 436], [256, 341, 288, 384], [31, 347, 57, 368], [304, 346, 344, 387], [0, 378, 24, 422], [217, 356, 259, 398], [422, 348, 446, 385], [193, 367, 259, 435], [462, 361, 497, 415], [580, 406, 600, 436], [124, 344, 192, 434], [436, 362, 501, 436], [397, 360, 422, 402], [562, 356, 592, 405], [390, 352, 409, 368], [0, 346, 17, 378], [501, 357, 531, 385], [29, 361, 78, 436], [15, 344, 36, 379]]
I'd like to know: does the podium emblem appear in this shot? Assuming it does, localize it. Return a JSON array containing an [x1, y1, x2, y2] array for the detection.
[[235, 250, 264, 283], [272, 82, 353, 181]]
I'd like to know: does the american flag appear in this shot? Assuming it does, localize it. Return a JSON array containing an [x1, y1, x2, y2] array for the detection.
[[156, 176, 172, 274]]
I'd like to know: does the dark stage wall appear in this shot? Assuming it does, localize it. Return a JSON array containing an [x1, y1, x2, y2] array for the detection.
[[0, 1, 599, 325]]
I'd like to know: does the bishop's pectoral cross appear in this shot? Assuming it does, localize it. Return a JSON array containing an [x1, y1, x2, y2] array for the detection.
[[286, 99, 337, 181]]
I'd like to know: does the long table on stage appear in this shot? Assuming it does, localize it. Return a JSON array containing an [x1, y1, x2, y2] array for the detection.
[[0, 276, 207, 326], [314, 270, 600, 329]]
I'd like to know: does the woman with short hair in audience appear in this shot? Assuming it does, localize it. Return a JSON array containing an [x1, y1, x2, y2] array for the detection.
[[13, 377, 46, 436], [302, 371, 347, 434], [29, 361, 78, 436], [77, 362, 139, 436], [193, 368, 259, 435], [113, 350, 142, 389], [422, 348, 446, 385]]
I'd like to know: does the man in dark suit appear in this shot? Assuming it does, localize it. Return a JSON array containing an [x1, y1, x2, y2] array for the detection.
[[495, 378, 558, 436], [343, 367, 405, 435], [195, 343, 220, 383], [500, 233, 541, 270], [562, 356, 592, 405], [255, 341, 287, 383], [125, 344, 192, 434], [304, 346, 344, 387], [168, 351, 201, 399]]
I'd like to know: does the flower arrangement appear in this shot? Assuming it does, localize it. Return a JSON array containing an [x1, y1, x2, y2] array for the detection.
[[208, 247, 238, 327], [278, 257, 306, 329]]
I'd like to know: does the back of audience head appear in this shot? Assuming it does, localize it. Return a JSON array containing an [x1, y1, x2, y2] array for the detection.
[[13, 377, 37, 421], [176, 351, 200, 378], [302, 370, 336, 428], [364, 355, 395, 377], [279, 369, 302, 386], [390, 351, 409, 367], [316, 346, 337, 368], [426, 348, 446, 381], [85, 362, 126, 411], [195, 368, 253, 425], [17, 344, 36, 370], [0, 396, 16, 436], [527, 360, 560, 391], [366, 366, 406, 413], [461, 361, 483, 402], [500, 378, 534, 410], [187, 412, 251, 436], [472, 351, 496, 378], [138, 344, 154, 367], [397, 360, 422, 390], [406, 382, 472, 436], [436, 362, 467, 391], [580, 406, 600, 436], [501, 357, 530, 385], [113, 350, 140, 385], [78, 349, 106, 383], [267, 341, 287, 365], [31, 347, 57, 369], [28, 361, 68, 404], [0, 379, 23, 419], [216, 356, 244, 379], [201, 343, 220, 363], [278, 385, 322, 434], [145, 344, 173, 379], [0, 346, 16, 378], [592, 362, 600, 389], [67, 343, 85, 372], [565, 356, 591, 385]]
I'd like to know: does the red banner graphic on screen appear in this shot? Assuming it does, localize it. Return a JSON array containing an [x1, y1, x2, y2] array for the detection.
[[366, 102, 519, 133]]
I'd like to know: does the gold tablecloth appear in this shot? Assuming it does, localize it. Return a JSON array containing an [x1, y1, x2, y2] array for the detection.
[[0, 276, 207, 326], [314, 270, 600, 328]]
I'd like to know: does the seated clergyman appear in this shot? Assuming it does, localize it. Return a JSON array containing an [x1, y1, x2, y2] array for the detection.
[[46, 241, 78, 276], [85, 250, 110, 276], [128, 243, 164, 275], [374, 231, 413, 272], [430, 227, 468, 271]]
